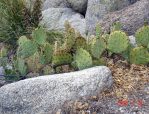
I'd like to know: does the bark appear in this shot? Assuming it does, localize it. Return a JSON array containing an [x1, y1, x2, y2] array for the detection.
[[99, 0, 149, 35]]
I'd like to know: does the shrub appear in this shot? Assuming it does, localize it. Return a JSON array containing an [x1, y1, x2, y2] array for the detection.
[[0, 0, 42, 45]]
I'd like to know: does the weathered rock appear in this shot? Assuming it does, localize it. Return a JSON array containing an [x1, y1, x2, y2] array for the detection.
[[129, 35, 137, 47], [66, 0, 88, 14], [0, 66, 113, 114], [40, 8, 86, 36], [42, 0, 68, 10], [42, 0, 88, 14], [99, 0, 149, 35], [86, 0, 138, 35]]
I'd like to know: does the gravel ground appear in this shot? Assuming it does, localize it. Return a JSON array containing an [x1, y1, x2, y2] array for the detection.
[[59, 59, 149, 114], [59, 83, 149, 114]]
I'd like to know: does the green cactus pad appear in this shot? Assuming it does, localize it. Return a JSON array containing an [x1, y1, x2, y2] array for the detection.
[[17, 39, 37, 58], [130, 46, 149, 65], [74, 36, 87, 50], [18, 36, 28, 45], [42, 65, 54, 75], [26, 52, 43, 72], [91, 38, 106, 59], [43, 43, 53, 64], [32, 27, 47, 45], [52, 53, 73, 67], [74, 48, 92, 70], [135, 25, 149, 47], [111, 22, 122, 32], [107, 31, 129, 53], [96, 24, 102, 39], [0, 46, 8, 57], [93, 58, 106, 66], [14, 57, 27, 75]]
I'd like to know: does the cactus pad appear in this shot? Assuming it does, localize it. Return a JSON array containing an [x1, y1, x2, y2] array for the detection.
[[135, 25, 149, 47], [52, 52, 73, 67], [17, 39, 37, 58], [107, 31, 129, 53], [32, 27, 47, 45], [74, 48, 92, 70], [91, 38, 106, 59], [130, 46, 149, 65]]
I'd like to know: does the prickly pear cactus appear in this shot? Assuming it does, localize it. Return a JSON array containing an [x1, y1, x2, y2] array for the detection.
[[18, 36, 28, 45], [130, 46, 149, 65], [93, 58, 106, 66], [74, 48, 92, 70], [107, 31, 129, 53], [0, 46, 8, 57], [74, 36, 87, 50], [17, 38, 37, 58], [96, 23, 102, 39], [32, 27, 47, 45], [42, 65, 54, 75], [135, 25, 149, 47], [111, 22, 122, 32], [91, 38, 106, 59], [62, 21, 76, 52], [102, 34, 109, 43], [26, 52, 43, 72], [14, 57, 27, 75], [43, 43, 53, 64], [52, 52, 73, 67]]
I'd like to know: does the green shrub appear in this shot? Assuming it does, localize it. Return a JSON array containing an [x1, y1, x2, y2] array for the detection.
[[0, 0, 42, 45]]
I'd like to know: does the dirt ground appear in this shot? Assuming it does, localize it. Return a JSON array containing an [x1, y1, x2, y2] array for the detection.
[[59, 59, 149, 114]]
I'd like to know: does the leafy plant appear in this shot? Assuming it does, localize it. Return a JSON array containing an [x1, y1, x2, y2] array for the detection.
[[0, 0, 42, 45]]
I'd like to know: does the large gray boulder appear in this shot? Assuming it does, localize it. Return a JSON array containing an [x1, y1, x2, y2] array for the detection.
[[85, 0, 137, 35], [66, 0, 88, 14], [99, 0, 149, 35], [42, 0, 88, 14], [42, 0, 68, 10], [41, 8, 86, 36], [0, 66, 113, 114]]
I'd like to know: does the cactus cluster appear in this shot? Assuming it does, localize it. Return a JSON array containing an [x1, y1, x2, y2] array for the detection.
[[2, 22, 149, 81]]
